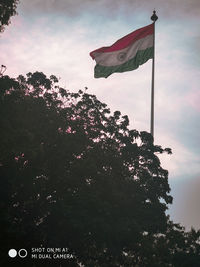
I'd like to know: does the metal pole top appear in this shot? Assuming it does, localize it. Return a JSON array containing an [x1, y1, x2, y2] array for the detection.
[[151, 10, 158, 22]]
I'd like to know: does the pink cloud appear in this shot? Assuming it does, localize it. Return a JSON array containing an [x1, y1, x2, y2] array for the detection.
[[186, 88, 200, 112]]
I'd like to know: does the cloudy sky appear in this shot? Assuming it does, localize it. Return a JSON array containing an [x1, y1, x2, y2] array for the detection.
[[1, 0, 200, 230]]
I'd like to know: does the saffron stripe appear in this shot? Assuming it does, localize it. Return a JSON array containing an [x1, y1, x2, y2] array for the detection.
[[90, 23, 153, 58]]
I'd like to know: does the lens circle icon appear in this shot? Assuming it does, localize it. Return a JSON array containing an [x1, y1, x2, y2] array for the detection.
[[8, 249, 17, 258], [18, 249, 28, 258]]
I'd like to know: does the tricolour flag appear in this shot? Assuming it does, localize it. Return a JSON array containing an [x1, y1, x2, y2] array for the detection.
[[90, 23, 154, 78]]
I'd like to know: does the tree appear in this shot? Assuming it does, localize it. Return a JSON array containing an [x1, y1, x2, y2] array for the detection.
[[158, 220, 200, 267], [127, 218, 200, 267], [3, 71, 196, 267], [0, 0, 19, 32]]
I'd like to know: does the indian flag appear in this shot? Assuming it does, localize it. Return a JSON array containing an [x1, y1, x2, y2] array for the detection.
[[90, 23, 154, 78]]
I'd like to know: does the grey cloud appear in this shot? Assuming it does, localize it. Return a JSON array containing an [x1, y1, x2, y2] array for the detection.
[[170, 175, 200, 230], [19, 0, 200, 19]]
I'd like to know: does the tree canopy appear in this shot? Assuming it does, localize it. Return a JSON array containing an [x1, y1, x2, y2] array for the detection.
[[0, 72, 199, 266], [0, 0, 19, 32]]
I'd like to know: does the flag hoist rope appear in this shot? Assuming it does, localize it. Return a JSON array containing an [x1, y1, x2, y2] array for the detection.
[[150, 10, 158, 137]]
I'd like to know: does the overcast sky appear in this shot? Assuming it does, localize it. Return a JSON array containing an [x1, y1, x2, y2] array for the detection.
[[1, 0, 200, 230]]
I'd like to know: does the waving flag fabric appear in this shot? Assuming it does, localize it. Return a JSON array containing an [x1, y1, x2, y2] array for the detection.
[[90, 23, 154, 78]]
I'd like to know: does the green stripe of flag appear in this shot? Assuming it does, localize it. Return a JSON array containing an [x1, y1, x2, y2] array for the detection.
[[94, 47, 153, 78]]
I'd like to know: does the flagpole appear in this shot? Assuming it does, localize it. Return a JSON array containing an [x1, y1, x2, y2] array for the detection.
[[150, 10, 158, 137]]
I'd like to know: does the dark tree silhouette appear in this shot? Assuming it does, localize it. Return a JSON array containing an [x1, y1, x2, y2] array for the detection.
[[0, 72, 199, 266], [130, 218, 200, 267], [0, 0, 19, 32]]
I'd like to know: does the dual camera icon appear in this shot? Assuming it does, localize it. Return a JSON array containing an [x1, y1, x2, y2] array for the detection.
[[8, 249, 28, 258]]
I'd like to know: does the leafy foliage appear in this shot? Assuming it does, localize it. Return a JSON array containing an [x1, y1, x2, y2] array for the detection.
[[0, 72, 199, 266], [129, 219, 200, 267], [0, 0, 19, 32]]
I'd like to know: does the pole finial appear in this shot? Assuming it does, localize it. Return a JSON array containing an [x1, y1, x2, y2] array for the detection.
[[151, 10, 158, 22]]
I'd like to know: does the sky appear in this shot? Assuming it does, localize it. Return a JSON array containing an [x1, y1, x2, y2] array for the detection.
[[1, 0, 200, 230]]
